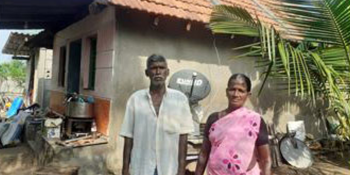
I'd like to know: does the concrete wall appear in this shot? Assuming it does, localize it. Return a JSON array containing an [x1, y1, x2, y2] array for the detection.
[[0, 80, 24, 97], [24, 58, 32, 95], [32, 48, 52, 109], [51, 6, 115, 135], [50, 6, 327, 175], [49, 7, 116, 175], [51, 6, 115, 98], [105, 9, 327, 173]]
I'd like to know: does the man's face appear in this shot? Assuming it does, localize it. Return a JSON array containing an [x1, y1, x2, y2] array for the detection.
[[146, 61, 169, 87]]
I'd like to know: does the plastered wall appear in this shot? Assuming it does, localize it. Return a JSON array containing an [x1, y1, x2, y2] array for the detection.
[[50, 6, 116, 135], [50, 6, 327, 174], [105, 9, 327, 173], [32, 48, 52, 109]]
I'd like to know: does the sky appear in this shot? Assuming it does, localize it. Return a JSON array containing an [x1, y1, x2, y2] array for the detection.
[[0, 30, 42, 64]]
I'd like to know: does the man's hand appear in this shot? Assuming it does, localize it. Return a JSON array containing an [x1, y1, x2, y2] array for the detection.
[[177, 134, 188, 175], [122, 137, 133, 175]]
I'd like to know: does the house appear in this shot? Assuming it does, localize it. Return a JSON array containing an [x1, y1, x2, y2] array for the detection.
[[1, 32, 53, 109], [46, 0, 328, 173], [0, 0, 95, 108]]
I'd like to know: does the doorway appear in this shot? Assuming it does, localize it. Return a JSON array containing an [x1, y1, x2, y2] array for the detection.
[[67, 39, 82, 94]]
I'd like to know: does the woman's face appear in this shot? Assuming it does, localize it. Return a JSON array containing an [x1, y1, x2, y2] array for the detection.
[[226, 79, 251, 109]]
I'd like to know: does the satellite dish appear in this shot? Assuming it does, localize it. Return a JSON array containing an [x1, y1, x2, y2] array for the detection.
[[168, 69, 211, 104], [280, 136, 313, 168]]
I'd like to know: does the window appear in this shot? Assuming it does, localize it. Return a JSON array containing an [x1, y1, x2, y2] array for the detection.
[[58, 46, 66, 87], [87, 36, 97, 90]]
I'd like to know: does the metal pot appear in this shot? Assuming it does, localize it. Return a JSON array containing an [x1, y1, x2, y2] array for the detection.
[[65, 102, 94, 118]]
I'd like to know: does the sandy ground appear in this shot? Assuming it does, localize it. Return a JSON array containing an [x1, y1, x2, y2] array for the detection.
[[186, 151, 350, 175], [0, 144, 37, 175], [1, 144, 349, 175], [273, 162, 350, 175], [273, 152, 350, 175]]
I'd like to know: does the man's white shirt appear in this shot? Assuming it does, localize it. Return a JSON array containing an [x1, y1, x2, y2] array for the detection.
[[120, 88, 194, 175]]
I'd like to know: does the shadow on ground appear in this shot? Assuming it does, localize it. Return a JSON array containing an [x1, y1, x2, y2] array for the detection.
[[0, 144, 37, 175], [273, 152, 350, 175]]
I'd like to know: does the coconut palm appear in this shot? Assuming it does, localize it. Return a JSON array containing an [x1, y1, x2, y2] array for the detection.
[[209, 0, 350, 139]]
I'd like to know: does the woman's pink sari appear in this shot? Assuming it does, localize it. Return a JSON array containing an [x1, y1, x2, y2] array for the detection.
[[207, 107, 262, 175]]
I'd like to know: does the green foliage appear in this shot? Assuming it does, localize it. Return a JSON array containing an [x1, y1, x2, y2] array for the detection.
[[0, 60, 26, 88], [209, 0, 350, 139]]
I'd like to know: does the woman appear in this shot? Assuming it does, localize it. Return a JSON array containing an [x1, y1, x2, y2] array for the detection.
[[195, 74, 272, 175]]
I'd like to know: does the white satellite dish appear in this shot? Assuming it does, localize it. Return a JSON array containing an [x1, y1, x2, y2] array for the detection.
[[280, 136, 313, 168], [168, 69, 211, 104]]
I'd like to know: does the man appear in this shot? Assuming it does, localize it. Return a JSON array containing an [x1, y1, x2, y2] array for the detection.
[[120, 54, 194, 175]]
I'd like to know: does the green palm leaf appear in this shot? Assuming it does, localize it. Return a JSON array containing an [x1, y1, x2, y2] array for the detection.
[[209, 0, 350, 138], [210, 5, 259, 37], [276, 0, 350, 62]]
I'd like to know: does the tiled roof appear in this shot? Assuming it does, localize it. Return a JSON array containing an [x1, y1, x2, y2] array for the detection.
[[110, 0, 280, 25], [110, 0, 293, 38], [110, 0, 213, 22]]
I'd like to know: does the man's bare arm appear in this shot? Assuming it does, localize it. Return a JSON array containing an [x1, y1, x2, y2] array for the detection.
[[122, 137, 133, 175], [177, 134, 188, 175]]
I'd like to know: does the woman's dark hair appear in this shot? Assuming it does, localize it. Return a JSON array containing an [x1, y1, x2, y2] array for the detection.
[[146, 54, 167, 68], [228, 73, 252, 92]]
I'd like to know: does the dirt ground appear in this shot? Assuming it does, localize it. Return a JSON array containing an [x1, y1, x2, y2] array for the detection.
[[0, 144, 37, 175], [186, 150, 350, 175], [1, 144, 349, 175], [273, 151, 350, 175]]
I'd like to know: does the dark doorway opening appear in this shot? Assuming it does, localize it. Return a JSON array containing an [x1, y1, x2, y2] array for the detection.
[[67, 39, 82, 94]]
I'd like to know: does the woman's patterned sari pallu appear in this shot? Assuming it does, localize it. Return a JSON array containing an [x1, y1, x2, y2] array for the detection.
[[208, 107, 261, 175]]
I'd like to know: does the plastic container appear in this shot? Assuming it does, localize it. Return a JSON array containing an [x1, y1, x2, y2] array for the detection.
[[6, 97, 23, 118]]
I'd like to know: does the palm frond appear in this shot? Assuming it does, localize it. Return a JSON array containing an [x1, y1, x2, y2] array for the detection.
[[209, 1, 350, 138], [275, 0, 350, 63], [210, 5, 260, 37]]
